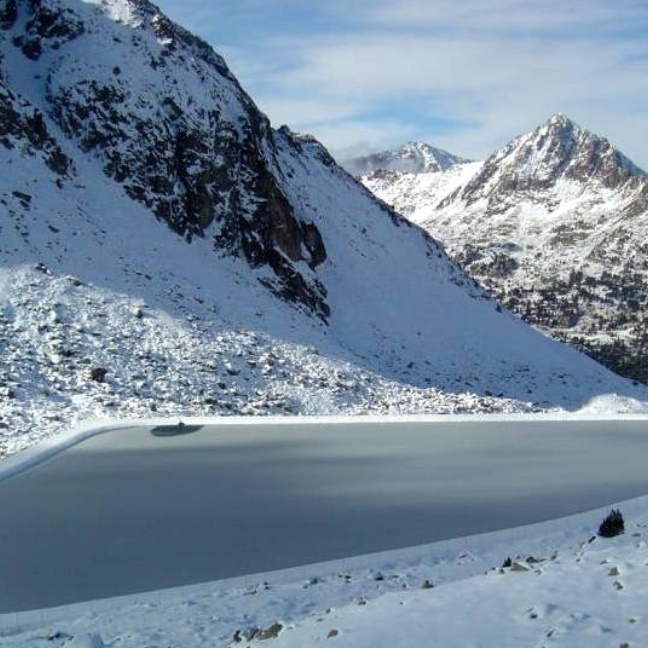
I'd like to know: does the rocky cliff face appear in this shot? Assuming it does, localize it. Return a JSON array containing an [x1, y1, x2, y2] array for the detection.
[[360, 116, 648, 383], [1, 0, 330, 317]]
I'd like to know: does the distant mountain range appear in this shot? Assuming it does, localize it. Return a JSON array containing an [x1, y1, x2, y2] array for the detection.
[[355, 114, 648, 383], [342, 141, 469, 176]]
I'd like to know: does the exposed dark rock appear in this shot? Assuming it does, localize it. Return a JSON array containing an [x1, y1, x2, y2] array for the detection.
[[15, 0, 84, 60], [302, 221, 327, 267], [598, 509, 625, 538], [12, 190, 32, 204], [90, 367, 108, 383], [254, 623, 284, 641], [0, 0, 17, 30], [0, 84, 72, 176], [16, 35, 42, 60], [245, 623, 284, 642]]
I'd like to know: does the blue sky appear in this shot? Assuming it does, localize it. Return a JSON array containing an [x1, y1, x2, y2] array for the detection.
[[154, 0, 648, 167]]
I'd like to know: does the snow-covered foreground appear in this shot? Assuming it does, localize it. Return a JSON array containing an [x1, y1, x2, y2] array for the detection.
[[265, 519, 648, 648], [2, 416, 648, 647]]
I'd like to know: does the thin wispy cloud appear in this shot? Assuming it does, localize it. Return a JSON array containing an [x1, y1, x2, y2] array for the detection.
[[154, 0, 648, 167], [371, 0, 648, 34]]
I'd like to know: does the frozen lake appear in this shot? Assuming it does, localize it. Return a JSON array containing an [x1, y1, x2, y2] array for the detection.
[[1, 418, 648, 612]]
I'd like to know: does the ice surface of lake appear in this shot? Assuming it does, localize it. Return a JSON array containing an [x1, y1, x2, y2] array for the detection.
[[1, 419, 647, 612]]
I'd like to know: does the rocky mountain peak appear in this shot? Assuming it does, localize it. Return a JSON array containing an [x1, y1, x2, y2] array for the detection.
[[342, 141, 468, 177], [544, 111, 576, 130], [527, 112, 644, 183], [456, 114, 645, 207]]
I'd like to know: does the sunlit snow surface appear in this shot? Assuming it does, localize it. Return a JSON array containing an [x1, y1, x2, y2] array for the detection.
[[2, 122, 648, 458]]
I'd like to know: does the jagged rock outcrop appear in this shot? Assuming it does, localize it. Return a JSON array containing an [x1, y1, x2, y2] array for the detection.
[[0, 0, 17, 30], [11, 0, 84, 60], [360, 116, 648, 383]]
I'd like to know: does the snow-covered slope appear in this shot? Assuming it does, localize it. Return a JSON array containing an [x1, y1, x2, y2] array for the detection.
[[361, 115, 648, 384], [341, 141, 468, 177], [1, 3, 646, 456]]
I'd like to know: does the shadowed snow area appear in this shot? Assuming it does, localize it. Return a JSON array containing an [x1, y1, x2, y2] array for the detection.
[[2, 419, 648, 612]]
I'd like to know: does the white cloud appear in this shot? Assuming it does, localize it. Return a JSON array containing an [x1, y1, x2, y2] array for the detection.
[[306, 119, 420, 152], [253, 98, 363, 129]]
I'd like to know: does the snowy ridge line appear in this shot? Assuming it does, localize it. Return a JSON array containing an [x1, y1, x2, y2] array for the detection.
[[3, 413, 648, 485], [2, 487, 647, 631]]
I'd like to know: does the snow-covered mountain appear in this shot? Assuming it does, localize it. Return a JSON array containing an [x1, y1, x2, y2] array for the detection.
[[341, 141, 468, 177], [1, 3, 646, 456], [361, 115, 648, 384]]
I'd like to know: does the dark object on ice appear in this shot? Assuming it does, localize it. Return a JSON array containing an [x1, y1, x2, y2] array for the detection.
[[598, 509, 625, 538], [150, 423, 203, 437], [47, 631, 72, 641], [502, 557, 512, 568], [90, 367, 108, 383]]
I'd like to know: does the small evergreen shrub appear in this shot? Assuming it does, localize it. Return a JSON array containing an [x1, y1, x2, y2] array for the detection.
[[598, 509, 625, 538]]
